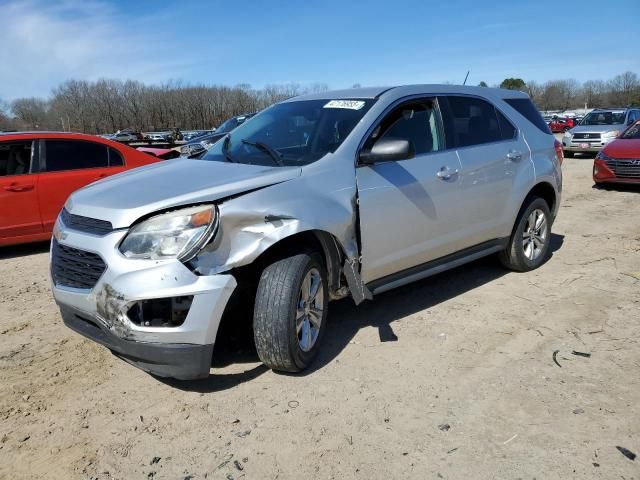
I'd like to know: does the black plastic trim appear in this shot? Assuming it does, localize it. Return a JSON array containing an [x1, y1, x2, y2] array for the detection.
[[367, 238, 508, 293], [60, 305, 213, 380]]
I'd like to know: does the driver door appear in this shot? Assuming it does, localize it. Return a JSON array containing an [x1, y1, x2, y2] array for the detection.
[[355, 98, 463, 284]]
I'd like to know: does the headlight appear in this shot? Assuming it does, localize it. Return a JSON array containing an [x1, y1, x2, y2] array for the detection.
[[563, 131, 572, 138], [602, 130, 619, 138], [595, 150, 612, 161], [119, 205, 217, 261]]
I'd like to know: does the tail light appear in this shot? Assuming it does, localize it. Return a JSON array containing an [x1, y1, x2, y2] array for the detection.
[[554, 139, 564, 166]]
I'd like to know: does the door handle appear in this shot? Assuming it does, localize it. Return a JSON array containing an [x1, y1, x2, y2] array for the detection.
[[436, 167, 460, 180], [3, 183, 34, 192], [506, 150, 523, 161], [93, 173, 108, 181]]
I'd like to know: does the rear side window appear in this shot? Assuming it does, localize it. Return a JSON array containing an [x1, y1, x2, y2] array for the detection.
[[44, 140, 108, 172], [442, 96, 502, 148], [0, 141, 33, 176], [108, 147, 124, 166], [504, 98, 552, 134]]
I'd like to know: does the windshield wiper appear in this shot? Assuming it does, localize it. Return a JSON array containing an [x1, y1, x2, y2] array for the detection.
[[222, 135, 235, 163], [241, 139, 284, 166]]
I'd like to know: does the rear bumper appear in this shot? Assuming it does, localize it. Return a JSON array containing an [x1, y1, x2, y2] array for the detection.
[[61, 305, 213, 379]]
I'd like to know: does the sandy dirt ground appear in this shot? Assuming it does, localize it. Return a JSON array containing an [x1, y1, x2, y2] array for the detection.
[[1, 156, 639, 479]]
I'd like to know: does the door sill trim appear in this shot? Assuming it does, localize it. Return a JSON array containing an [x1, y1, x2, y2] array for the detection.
[[367, 238, 508, 295]]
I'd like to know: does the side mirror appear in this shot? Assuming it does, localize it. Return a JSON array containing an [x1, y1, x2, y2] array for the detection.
[[359, 138, 415, 165]]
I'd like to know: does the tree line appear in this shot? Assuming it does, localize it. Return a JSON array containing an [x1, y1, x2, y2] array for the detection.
[[0, 80, 328, 133], [1, 71, 638, 133], [486, 71, 640, 111]]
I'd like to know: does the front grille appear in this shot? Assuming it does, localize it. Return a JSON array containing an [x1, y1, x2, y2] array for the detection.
[[573, 132, 601, 140], [60, 208, 113, 235], [605, 159, 640, 178], [51, 239, 107, 289]]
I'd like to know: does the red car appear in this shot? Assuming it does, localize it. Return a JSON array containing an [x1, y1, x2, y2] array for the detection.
[[548, 116, 576, 133], [593, 120, 640, 185], [0, 132, 160, 246]]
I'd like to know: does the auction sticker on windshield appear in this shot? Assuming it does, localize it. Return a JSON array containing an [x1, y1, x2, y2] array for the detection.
[[323, 100, 366, 110]]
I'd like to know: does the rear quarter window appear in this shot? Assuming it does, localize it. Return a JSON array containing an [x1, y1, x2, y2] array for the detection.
[[108, 147, 124, 166], [504, 98, 552, 134]]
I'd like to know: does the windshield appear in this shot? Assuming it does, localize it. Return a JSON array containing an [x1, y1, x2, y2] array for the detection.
[[621, 121, 640, 139], [580, 111, 626, 126], [216, 117, 240, 134], [201, 99, 375, 167]]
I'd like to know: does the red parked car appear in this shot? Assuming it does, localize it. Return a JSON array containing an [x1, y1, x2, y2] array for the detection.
[[548, 116, 576, 133], [0, 132, 160, 247], [593, 120, 640, 185]]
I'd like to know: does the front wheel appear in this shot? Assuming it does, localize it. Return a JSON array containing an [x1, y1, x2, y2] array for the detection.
[[253, 252, 328, 373], [499, 197, 552, 272]]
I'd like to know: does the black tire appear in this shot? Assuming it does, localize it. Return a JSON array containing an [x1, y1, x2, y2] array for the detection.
[[563, 150, 573, 158], [499, 197, 552, 272], [253, 252, 328, 373]]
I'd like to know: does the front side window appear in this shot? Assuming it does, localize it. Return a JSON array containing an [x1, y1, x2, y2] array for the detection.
[[0, 141, 33, 177], [44, 140, 109, 172], [580, 110, 626, 126], [201, 99, 375, 167], [365, 99, 443, 155], [443, 96, 505, 148]]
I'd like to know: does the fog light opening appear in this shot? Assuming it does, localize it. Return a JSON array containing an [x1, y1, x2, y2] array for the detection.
[[127, 296, 194, 327]]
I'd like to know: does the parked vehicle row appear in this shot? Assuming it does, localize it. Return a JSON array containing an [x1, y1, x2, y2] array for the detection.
[[562, 107, 640, 156], [180, 114, 255, 157], [50, 85, 562, 380], [0, 133, 160, 246]]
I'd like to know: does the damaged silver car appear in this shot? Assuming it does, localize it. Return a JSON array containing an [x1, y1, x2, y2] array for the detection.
[[50, 85, 562, 379]]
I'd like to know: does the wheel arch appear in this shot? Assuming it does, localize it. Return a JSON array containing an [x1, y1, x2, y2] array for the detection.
[[248, 229, 346, 298], [525, 181, 557, 213]]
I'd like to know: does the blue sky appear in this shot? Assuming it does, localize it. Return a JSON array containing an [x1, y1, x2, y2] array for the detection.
[[1, 0, 639, 100]]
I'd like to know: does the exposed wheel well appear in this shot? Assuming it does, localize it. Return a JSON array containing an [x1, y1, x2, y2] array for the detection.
[[526, 182, 556, 213], [237, 230, 345, 297]]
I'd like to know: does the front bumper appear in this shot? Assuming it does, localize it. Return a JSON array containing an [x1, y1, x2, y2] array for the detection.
[[51, 220, 237, 379], [593, 159, 640, 184], [61, 305, 214, 379], [562, 136, 616, 153]]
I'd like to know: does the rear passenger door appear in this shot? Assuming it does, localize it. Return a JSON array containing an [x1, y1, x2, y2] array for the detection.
[[0, 140, 42, 241], [37, 139, 126, 232], [439, 95, 529, 248]]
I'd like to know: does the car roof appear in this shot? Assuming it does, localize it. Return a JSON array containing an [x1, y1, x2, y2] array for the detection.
[[286, 84, 530, 102], [0, 131, 143, 153], [0, 131, 101, 139]]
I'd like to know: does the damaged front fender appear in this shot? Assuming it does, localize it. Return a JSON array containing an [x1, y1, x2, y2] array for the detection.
[[190, 158, 372, 304]]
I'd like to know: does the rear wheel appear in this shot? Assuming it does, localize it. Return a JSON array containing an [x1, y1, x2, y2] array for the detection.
[[499, 197, 552, 272], [253, 252, 328, 372]]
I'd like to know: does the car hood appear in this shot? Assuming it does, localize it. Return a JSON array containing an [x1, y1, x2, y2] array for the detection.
[[570, 124, 625, 134], [602, 138, 640, 158], [66, 159, 302, 228]]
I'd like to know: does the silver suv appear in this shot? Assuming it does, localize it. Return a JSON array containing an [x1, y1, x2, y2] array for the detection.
[[50, 85, 562, 379], [562, 107, 640, 156]]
